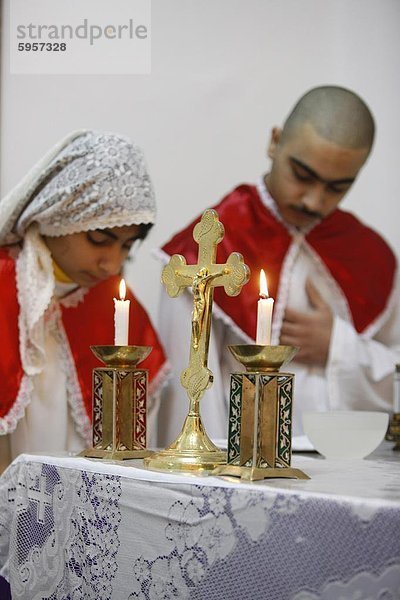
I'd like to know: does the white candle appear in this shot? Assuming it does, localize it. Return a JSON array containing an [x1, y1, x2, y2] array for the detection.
[[256, 269, 274, 345], [114, 278, 130, 346], [394, 365, 400, 413]]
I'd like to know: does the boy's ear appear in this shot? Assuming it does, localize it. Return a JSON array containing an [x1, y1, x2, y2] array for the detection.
[[267, 127, 282, 159]]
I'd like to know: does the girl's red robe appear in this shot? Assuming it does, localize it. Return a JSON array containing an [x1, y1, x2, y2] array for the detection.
[[0, 247, 168, 432]]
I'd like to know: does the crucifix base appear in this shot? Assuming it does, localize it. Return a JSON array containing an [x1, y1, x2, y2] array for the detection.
[[144, 413, 226, 472]]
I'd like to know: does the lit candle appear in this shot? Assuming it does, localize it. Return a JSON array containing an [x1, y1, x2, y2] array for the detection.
[[256, 269, 274, 345], [114, 278, 130, 346]]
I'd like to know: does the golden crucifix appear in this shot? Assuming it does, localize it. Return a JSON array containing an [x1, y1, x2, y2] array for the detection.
[[145, 209, 250, 472]]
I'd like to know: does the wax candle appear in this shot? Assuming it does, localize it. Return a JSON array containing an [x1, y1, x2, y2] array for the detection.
[[394, 364, 400, 413], [256, 269, 274, 345], [114, 278, 130, 345]]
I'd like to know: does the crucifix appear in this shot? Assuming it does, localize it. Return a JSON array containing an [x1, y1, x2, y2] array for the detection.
[[145, 209, 250, 472]]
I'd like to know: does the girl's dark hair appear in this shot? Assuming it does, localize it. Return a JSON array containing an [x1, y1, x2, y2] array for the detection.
[[138, 222, 153, 240]]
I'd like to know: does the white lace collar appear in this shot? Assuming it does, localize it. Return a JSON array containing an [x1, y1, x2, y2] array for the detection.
[[54, 280, 79, 299], [58, 286, 89, 308]]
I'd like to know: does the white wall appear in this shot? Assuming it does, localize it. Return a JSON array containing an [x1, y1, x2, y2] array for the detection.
[[2, 0, 400, 323]]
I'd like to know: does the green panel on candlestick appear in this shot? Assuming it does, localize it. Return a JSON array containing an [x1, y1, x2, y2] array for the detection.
[[227, 371, 294, 469]]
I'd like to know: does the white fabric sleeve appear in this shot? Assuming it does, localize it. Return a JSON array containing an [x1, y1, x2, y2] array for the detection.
[[327, 285, 400, 413]]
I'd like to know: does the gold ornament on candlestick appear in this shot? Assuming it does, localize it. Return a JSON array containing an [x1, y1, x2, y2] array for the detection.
[[145, 209, 250, 472], [81, 345, 153, 460]]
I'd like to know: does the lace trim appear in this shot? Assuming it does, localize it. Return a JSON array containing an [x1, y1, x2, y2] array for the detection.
[[40, 211, 156, 238], [303, 241, 353, 323], [59, 286, 89, 308], [256, 176, 310, 343], [362, 267, 399, 339], [271, 239, 302, 344], [256, 177, 295, 232], [15, 225, 56, 376], [272, 237, 355, 346], [52, 306, 92, 444], [0, 374, 34, 435]]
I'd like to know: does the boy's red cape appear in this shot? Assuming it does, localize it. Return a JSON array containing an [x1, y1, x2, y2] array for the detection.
[[0, 247, 168, 429], [162, 184, 396, 340]]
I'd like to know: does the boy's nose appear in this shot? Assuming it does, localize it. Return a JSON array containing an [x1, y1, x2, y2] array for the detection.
[[301, 186, 325, 215]]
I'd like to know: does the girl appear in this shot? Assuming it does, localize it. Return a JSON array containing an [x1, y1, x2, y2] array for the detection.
[[0, 130, 169, 469]]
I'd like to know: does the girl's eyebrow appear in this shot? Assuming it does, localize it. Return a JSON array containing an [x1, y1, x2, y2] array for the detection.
[[95, 229, 139, 242], [95, 228, 117, 240]]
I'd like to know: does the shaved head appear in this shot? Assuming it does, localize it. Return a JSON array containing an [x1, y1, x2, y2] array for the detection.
[[281, 86, 375, 151]]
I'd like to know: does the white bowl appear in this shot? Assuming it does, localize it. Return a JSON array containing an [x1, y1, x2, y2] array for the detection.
[[302, 411, 389, 459]]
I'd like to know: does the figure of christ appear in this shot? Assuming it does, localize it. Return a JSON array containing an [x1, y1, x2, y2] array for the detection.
[[191, 267, 224, 349]]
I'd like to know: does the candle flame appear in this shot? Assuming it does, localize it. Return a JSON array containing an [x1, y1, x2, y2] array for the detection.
[[259, 269, 269, 298], [119, 278, 126, 300]]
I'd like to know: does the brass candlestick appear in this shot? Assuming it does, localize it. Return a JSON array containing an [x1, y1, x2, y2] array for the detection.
[[145, 209, 250, 473], [386, 413, 400, 451], [387, 364, 400, 450], [81, 345, 153, 460], [213, 344, 309, 481]]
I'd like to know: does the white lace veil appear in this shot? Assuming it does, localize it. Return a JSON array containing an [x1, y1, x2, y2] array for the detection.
[[0, 130, 156, 376]]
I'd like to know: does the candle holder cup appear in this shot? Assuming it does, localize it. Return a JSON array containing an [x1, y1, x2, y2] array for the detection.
[[80, 345, 153, 460], [212, 344, 309, 481]]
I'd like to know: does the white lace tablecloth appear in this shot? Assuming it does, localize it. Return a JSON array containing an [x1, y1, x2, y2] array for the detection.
[[0, 444, 400, 599]]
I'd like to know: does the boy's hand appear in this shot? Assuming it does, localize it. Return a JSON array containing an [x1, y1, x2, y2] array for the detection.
[[280, 280, 333, 366]]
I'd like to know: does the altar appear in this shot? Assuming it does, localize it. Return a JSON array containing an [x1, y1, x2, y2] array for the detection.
[[1, 203, 400, 600], [0, 444, 399, 599]]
